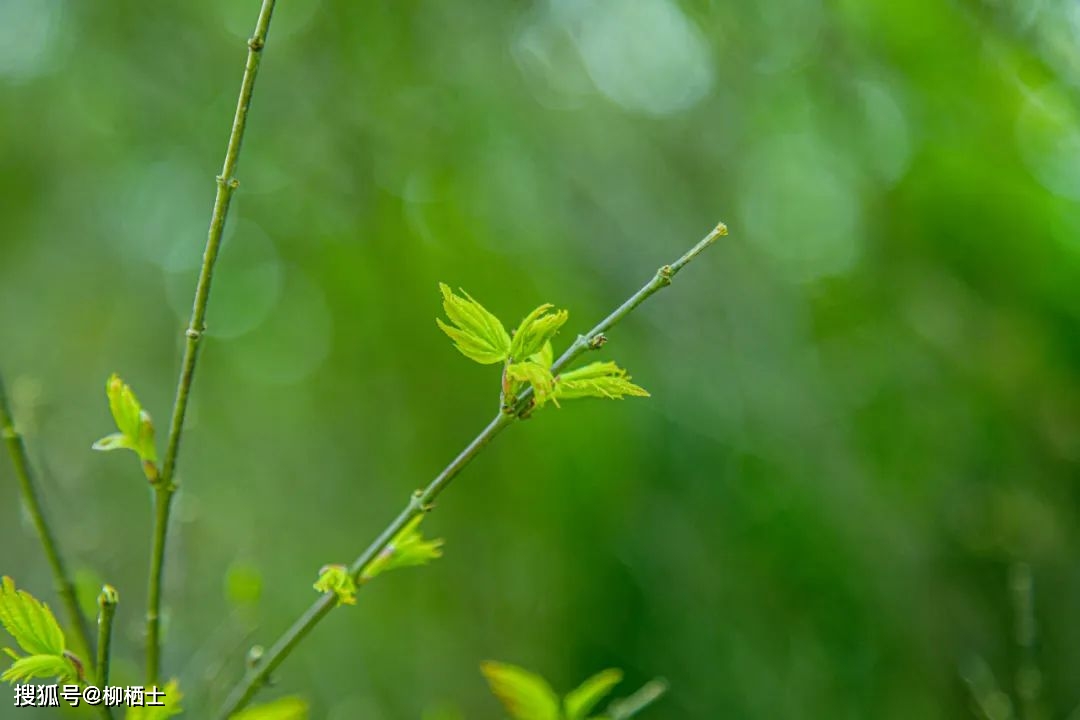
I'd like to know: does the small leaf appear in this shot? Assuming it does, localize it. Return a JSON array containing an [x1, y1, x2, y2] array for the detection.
[[510, 304, 568, 362], [558, 361, 621, 382], [0, 653, 78, 683], [107, 374, 141, 441], [136, 411, 158, 463], [126, 679, 183, 720], [480, 661, 560, 720], [554, 362, 650, 402], [362, 515, 444, 582], [92, 432, 133, 452], [436, 284, 511, 364], [0, 577, 66, 656], [531, 341, 554, 370], [564, 669, 623, 720], [232, 696, 309, 720], [313, 565, 357, 606], [506, 362, 556, 406], [100, 374, 158, 464]]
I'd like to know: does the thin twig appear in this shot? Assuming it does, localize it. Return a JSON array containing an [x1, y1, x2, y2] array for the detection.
[[147, 0, 278, 684], [95, 584, 118, 720], [215, 222, 726, 718], [607, 678, 669, 719], [521, 223, 727, 408], [96, 585, 118, 687], [0, 374, 95, 673]]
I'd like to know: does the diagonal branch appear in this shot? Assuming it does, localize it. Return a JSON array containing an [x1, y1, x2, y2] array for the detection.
[[146, 0, 278, 685], [215, 222, 727, 718], [0, 374, 95, 673]]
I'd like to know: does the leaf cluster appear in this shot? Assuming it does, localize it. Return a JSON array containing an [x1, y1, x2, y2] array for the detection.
[[312, 565, 357, 607], [0, 576, 80, 684], [435, 286, 649, 410]]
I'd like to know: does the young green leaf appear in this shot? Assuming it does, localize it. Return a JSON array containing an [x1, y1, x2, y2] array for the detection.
[[232, 695, 309, 720], [313, 565, 357, 606], [94, 374, 158, 472], [510, 304, 568, 361], [480, 661, 560, 720], [0, 577, 66, 657], [436, 284, 511, 364], [553, 362, 649, 402], [531, 341, 554, 370], [506, 361, 556, 406], [107, 373, 141, 441], [564, 669, 623, 720], [91, 432, 134, 452], [361, 515, 444, 582], [0, 653, 79, 683], [126, 679, 183, 720]]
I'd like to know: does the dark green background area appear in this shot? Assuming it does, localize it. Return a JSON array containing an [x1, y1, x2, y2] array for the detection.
[[2, 0, 1080, 717]]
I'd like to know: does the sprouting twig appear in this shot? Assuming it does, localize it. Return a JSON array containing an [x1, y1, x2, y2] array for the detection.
[[215, 222, 727, 718], [147, 0, 278, 685]]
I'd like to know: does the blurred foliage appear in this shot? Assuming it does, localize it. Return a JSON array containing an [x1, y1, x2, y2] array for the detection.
[[2, 0, 1080, 717]]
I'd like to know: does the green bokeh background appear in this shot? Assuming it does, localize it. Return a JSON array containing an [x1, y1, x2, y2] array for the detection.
[[3, 0, 1080, 717]]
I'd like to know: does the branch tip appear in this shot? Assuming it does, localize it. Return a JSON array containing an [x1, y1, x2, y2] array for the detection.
[[98, 585, 119, 608]]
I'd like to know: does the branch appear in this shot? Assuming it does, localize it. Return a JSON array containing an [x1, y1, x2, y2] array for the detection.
[[215, 222, 726, 718], [146, 0, 278, 684], [0, 374, 95, 673], [518, 223, 727, 411], [96, 585, 118, 720]]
